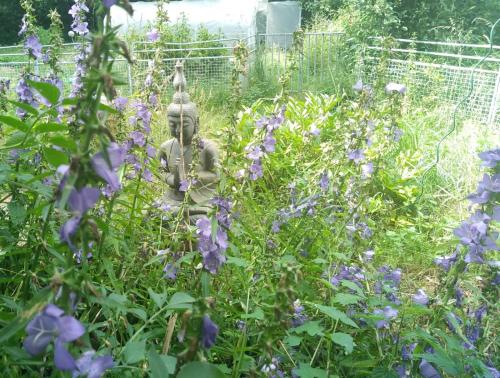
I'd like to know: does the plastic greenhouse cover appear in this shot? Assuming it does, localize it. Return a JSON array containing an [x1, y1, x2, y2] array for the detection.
[[266, 1, 301, 47], [111, 0, 268, 39]]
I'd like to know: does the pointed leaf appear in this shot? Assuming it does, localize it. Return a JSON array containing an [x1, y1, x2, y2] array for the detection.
[[43, 147, 69, 166], [177, 362, 225, 378], [314, 304, 358, 328], [0, 115, 29, 132], [331, 332, 354, 354], [27, 80, 60, 105], [33, 122, 67, 134], [123, 340, 146, 364], [148, 349, 169, 378]]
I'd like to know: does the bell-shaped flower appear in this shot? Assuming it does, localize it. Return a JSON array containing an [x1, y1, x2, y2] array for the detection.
[[201, 315, 218, 349], [24, 304, 85, 371], [72, 350, 114, 378], [91, 143, 126, 192]]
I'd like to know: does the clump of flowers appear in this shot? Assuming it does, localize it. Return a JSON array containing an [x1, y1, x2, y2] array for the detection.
[[69, 0, 90, 97], [195, 197, 233, 274], [245, 106, 286, 180], [23, 304, 113, 375]]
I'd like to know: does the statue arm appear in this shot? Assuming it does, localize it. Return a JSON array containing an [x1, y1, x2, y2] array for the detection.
[[198, 145, 219, 185]]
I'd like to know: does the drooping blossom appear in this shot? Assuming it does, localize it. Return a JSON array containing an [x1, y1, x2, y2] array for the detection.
[[478, 148, 500, 168], [60, 187, 100, 249], [196, 208, 230, 274], [361, 162, 374, 178], [419, 359, 441, 378], [373, 306, 398, 329], [113, 96, 128, 111], [25, 35, 43, 60], [91, 143, 126, 192], [352, 80, 373, 95], [434, 249, 458, 271], [319, 172, 329, 192], [147, 28, 160, 42], [348, 149, 365, 164], [24, 304, 85, 371], [72, 350, 114, 378], [412, 289, 429, 306], [363, 249, 375, 263], [201, 315, 218, 349], [291, 300, 308, 327], [385, 82, 407, 95]]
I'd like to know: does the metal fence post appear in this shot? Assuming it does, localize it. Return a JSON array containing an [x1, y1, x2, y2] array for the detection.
[[487, 68, 500, 125]]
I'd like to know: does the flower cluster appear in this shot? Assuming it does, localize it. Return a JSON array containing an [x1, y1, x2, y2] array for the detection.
[[434, 148, 499, 268], [69, 0, 90, 97], [124, 101, 155, 181], [23, 304, 113, 376], [375, 265, 402, 305], [59, 144, 125, 252], [195, 198, 233, 274], [271, 193, 319, 233], [245, 106, 286, 180]]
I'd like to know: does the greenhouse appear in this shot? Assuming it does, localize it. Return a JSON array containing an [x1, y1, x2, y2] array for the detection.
[[0, 0, 499, 377]]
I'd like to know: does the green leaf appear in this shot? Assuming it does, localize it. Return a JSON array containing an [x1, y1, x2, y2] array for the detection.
[[7, 202, 27, 226], [417, 352, 461, 375], [160, 355, 177, 374], [128, 308, 147, 321], [27, 80, 60, 105], [292, 321, 325, 336], [43, 147, 68, 166], [148, 288, 167, 308], [123, 340, 146, 364], [166, 292, 196, 310], [98, 103, 118, 114], [293, 363, 328, 378], [148, 349, 169, 378], [33, 122, 67, 134], [314, 304, 358, 328], [331, 332, 354, 354], [0, 115, 29, 133], [7, 100, 38, 116], [48, 135, 77, 152], [60, 98, 78, 106], [242, 307, 264, 320], [177, 362, 225, 378], [226, 256, 249, 267], [340, 280, 365, 297], [333, 293, 362, 306], [285, 335, 302, 347]]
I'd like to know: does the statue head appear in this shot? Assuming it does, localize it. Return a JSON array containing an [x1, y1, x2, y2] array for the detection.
[[167, 61, 199, 146]]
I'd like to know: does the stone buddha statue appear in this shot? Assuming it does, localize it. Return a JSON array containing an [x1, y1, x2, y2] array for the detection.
[[159, 61, 219, 218]]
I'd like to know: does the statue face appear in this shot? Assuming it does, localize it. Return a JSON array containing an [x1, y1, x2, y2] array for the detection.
[[168, 115, 196, 145]]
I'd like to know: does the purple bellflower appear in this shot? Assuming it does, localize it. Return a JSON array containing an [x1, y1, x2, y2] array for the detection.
[[24, 304, 85, 371], [412, 289, 429, 306], [419, 359, 441, 378], [147, 28, 160, 42], [72, 350, 114, 378], [348, 149, 365, 164], [25, 35, 43, 60], [201, 315, 218, 349], [91, 143, 126, 192]]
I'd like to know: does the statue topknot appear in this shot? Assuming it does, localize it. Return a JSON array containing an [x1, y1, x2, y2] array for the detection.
[[167, 60, 198, 119]]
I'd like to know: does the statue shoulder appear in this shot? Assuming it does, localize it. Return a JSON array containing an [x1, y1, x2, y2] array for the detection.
[[160, 138, 176, 153], [200, 139, 218, 156]]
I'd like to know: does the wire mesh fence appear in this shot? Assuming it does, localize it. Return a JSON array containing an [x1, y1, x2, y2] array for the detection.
[[362, 38, 500, 126], [0, 33, 499, 125]]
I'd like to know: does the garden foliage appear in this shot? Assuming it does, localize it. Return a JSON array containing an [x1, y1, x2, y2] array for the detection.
[[0, 0, 498, 377]]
